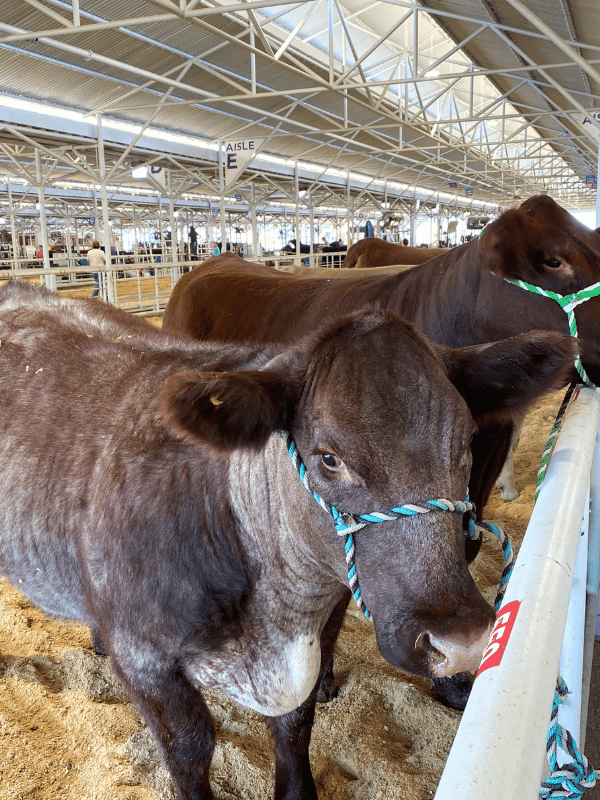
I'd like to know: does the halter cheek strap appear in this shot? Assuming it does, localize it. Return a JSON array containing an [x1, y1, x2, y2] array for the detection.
[[495, 275, 600, 386], [282, 431, 479, 618]]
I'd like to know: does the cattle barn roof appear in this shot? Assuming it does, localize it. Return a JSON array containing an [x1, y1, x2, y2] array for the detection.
[[0, 0, 599, 213]]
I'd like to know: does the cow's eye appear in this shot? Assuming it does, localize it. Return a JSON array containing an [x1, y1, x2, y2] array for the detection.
[[321, 453, 343, 470], [545, 258, 562, 268]]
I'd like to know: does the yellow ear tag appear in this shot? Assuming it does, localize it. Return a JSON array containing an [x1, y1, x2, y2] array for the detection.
[[210, 394, 224, 406]]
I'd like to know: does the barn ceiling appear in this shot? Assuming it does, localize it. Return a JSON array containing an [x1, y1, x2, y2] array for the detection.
[[0, 0, 599, 214]]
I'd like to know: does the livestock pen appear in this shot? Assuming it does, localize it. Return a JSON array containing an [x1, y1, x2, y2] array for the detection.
[[0, 250, 358, 317]]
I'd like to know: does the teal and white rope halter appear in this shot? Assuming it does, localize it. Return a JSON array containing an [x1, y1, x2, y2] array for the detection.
[[495, 275, 600, 386], [281, 431, 479, 619]]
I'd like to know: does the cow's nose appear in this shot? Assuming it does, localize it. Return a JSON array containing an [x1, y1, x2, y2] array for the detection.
[[418, 624, 493, 678]]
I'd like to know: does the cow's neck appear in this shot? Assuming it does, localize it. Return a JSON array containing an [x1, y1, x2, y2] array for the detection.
[[387, 243, 481, 347], [186, 437, 345, 716], [227, 437, 345, 607]]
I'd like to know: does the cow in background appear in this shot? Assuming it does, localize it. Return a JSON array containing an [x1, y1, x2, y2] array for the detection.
[[164, 196, 600, 514], [342, 237, 448, 268]]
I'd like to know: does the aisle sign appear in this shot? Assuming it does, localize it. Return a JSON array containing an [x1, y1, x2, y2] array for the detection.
[[575, 110, 600, 141], [222, 139, 263, 189], [148, 165, 166, 189]]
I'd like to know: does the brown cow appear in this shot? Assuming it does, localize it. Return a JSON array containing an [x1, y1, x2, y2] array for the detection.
[[163, 195, 600, 517], [342, 238, 449, 268], [0, 282, 575, 798], [276, 263, 415, 278]]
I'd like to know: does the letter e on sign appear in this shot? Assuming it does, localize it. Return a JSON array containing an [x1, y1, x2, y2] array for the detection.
[[477, 600, 521, 675]]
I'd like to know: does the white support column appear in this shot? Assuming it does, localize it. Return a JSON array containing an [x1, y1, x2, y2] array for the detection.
[[96, 115, 114, 303], [251, 186, 259, 258], [35, 148, 53, 289], [6, 182, 18, 266], [309, 200, 315, 262], [295, 162, 300, 262], [219, 143, 227, 250], [346, 173, 352, 247], [207, 202, 213, 252], [168, 170, 177, 264]]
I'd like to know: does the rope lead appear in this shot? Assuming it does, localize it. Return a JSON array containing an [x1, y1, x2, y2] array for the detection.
[[540, 679, 597, 798]]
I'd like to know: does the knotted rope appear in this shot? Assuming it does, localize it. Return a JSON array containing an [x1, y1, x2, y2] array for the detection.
[[494, 274, 600, 386], [476, 520, 513, 611], [282, 431, 478, 619], [540, 679, 597, 797]]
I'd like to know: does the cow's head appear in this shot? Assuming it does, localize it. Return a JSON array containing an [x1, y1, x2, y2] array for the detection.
[[158, 309, 574, 679], [477, 194, 600, 384]]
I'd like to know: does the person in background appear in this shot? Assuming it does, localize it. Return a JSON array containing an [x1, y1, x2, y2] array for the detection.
[[88, 240, 105, 298], [213, 242, 220, 255], [189, 224, 197, 259]]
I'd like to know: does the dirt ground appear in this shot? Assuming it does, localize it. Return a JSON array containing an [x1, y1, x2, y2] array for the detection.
[[0, 362, 580, 798]]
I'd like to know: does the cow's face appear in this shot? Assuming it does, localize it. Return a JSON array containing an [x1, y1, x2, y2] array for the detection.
[[287, 313, 489, 678], [158, 310, 574, 680], [478, 194, 600, 384]]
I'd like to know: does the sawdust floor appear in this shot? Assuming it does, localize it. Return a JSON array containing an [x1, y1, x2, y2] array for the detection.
[[0, 363, 573, 798]]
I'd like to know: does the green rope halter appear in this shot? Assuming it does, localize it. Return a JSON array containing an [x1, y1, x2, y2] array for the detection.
[[496, 275, 600, 386]]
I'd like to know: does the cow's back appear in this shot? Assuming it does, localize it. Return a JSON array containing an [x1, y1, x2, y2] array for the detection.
[[162, 258, 407, 344], [342, 239, 448, 268]]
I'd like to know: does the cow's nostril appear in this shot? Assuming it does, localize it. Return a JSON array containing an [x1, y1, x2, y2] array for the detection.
[[415, 632, 448, 667], [425, 626, 491, 678], [429, 643, 447, 667]]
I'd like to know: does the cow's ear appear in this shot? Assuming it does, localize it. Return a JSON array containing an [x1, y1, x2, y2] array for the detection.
[[158, 368, 295, 452], [442, 331, 575, 426]]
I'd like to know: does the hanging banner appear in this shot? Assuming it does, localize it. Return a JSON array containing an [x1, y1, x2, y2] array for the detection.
[[222, 138, 263, 189]]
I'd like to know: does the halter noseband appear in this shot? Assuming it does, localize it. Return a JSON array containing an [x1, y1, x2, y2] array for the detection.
[[282, 431, 478, 618]]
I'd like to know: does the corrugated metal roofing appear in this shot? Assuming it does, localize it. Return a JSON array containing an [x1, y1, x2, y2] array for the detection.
[[0, 0, 599, 208]]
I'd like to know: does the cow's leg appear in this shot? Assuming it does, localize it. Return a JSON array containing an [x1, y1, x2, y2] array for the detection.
[[110, 656, 216, 800], [317, 590, 350, 703], [266, 593, 349, 800], [469, 423, 514, 518], [494, 415, 525, 501], [90, 627, 107, 656]]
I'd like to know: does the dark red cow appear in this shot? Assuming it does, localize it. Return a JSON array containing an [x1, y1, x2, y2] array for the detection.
[[0, 282, 573, 800], [342, 237, 448, 267], [163, 195, 600, 515]]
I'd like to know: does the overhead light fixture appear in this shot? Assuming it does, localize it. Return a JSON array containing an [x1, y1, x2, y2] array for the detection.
[[131, 166, 148, 179]]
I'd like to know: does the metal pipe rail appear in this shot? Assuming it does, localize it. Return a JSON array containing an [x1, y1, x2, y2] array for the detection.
[[435, 385, 600, 800]]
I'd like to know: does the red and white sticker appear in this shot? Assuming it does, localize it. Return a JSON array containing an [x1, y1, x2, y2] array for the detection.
[[477, 600, 521, 675]]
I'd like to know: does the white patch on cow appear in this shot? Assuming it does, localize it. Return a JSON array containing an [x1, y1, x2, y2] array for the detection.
[[494, 414, 525, 501], [185, 634, 321, 716]]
